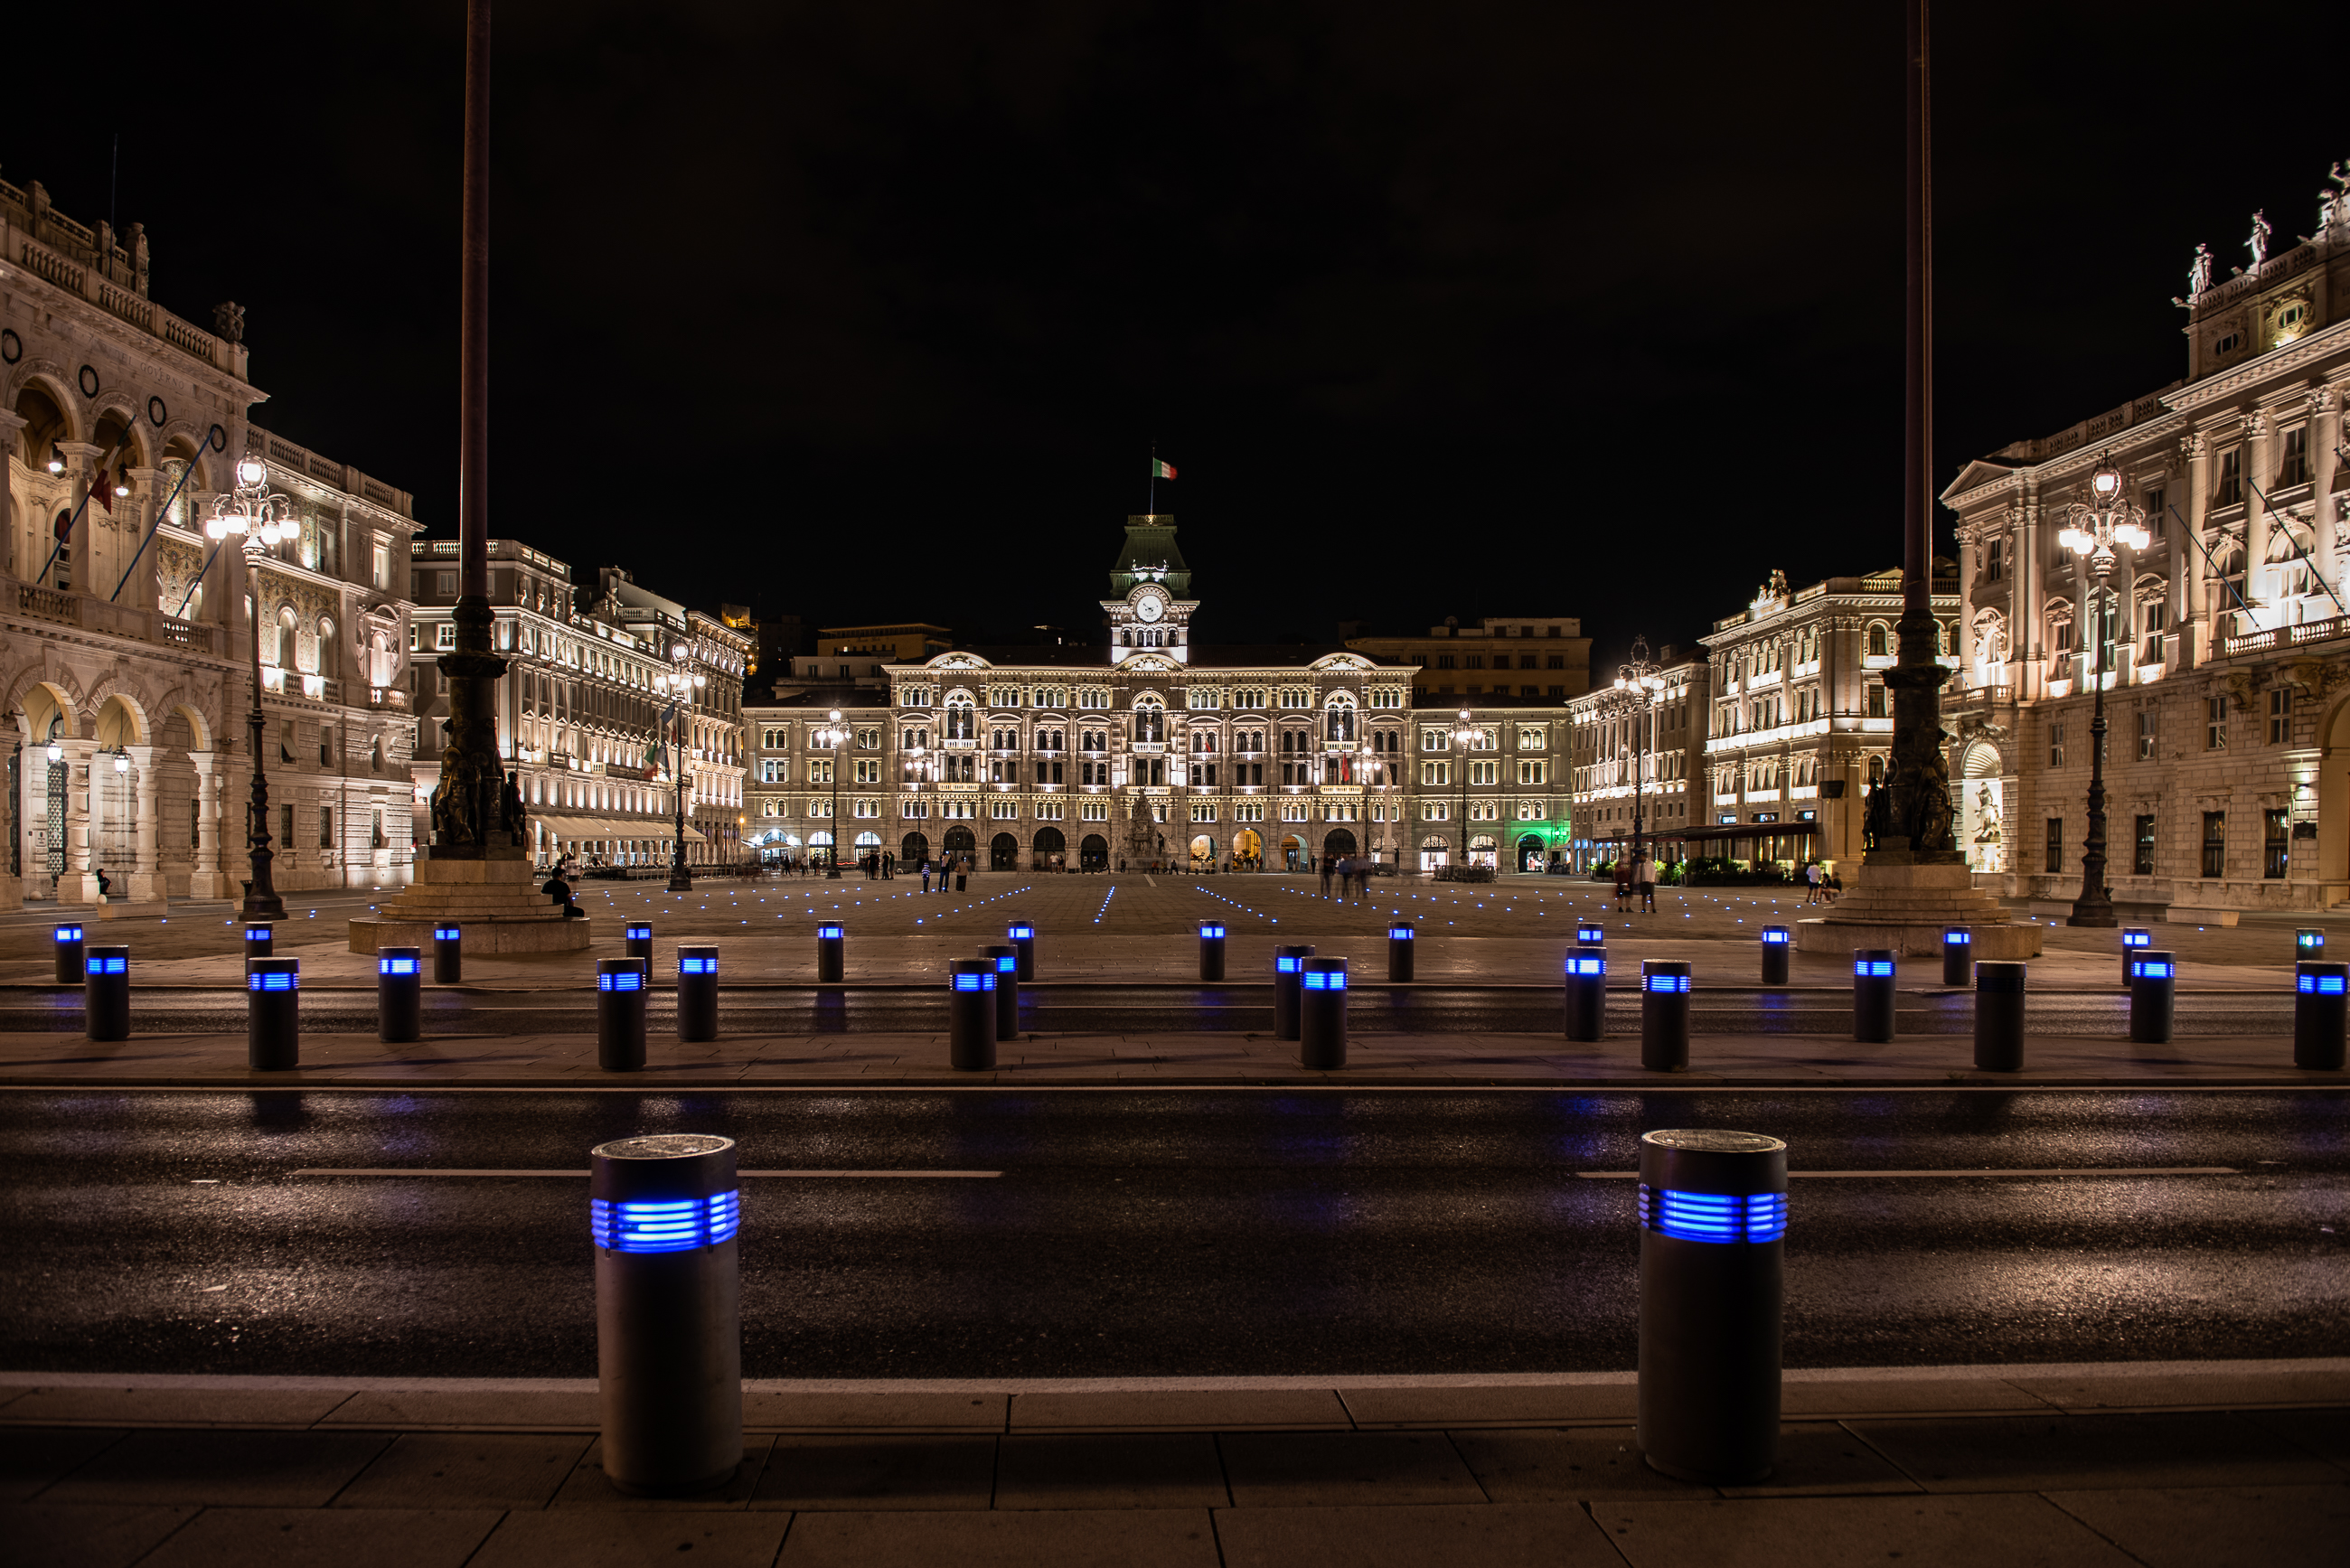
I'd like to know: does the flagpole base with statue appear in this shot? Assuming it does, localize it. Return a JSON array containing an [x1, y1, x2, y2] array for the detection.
[[349, 850, 593, 955]]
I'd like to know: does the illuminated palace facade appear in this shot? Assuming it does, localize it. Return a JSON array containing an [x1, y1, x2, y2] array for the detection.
[[745, 517, 1580, 873], [1940, 168, 2350, 915]]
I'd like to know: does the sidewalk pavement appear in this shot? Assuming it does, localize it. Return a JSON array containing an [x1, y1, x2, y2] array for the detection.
[[5, 1361, 2343, 1566], [0, 1025, 2338, 1088]]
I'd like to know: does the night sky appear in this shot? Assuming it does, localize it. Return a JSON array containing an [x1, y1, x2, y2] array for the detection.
[[13, 2, 2345, 670]]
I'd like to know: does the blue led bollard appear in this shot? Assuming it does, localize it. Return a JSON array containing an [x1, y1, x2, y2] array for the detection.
[[1008, 921, 1036, 981], [982, 943, 1020, 1041], [54, 924, 86, 984], [1300, 957, 1349, 1069], [1759, 925, 1791, 987], [2120, 927, 2152, 991], [1640, 960, 1692, 1072], [598, 958, 649, 1071], [433, 925, 463, 985], [677, 945, 719, 1044], [1565, 946, 1607, 1042], [1388, 921, 1415, 982], [247, 957, 299, 1070], [1273, 944, 1316, 1041], [378, 946, 422, 1043], [1198, 921, 1227, 981], [1636, 1128, 1787, 1485], [2129, 951, 2176, 1045], [1853, 950, 1896, 1043], [2294, 962, 2348, 1070], [1577, 922, 1606, 946], [625, 923, 653, 962], [591, 1132, 743, 1496], [815, 922, 845, 983], [1974, 961, 2026, 1072], [2295, 928, 2326, 963], [1941, 927, 1973, 988], [244, 924, 274, 962], [83, 945, 130, 1042], [948, 956, 996, 1069]]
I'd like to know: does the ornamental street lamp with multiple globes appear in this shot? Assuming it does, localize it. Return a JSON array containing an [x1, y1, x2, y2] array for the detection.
[[1604, 636, 1668, 873], [1451, 708, 1479, 870], [653, 646, 706, 892], [813, 709, 851, 878], [2058, 458, 2150, 929], [204, 457, 296, 921]]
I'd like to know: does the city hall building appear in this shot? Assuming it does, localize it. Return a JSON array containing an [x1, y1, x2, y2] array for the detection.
[[1941, 170, 2350, 917], [745, 517, 1581, 873]]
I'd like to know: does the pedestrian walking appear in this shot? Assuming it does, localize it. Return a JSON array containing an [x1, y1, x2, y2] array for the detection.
[[1613, 859, 1632, 911], [919, 859, 932, 892], [1804, 861, 1822, 905], [955, 858, 968, 893], [1320, 857, 1335, 896], [1633, 854, 1659, 914]]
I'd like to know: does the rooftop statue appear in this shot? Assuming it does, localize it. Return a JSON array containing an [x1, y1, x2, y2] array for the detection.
[[2247, 210, 2272, 269], [2174, 244, 2214, 310]]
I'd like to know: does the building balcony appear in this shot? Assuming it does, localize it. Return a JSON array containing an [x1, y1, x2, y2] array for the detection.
[[10, 576, 228, 657]]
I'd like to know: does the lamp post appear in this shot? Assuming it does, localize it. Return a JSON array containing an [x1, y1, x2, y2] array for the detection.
[[1452, 708, 1478, 871], [814, 708, 849, 878], [1606, 636, 1668, 873], [2059, 458, 2148, 929], [1358, 742, 1390, 867], [653, 644, 705, 892], [205, 457, 296, 920]]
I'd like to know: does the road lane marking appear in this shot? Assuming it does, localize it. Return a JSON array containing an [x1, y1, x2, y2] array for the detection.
[[289, 1169, 1003, 1178], [1574, 1166, 2240, 1178]]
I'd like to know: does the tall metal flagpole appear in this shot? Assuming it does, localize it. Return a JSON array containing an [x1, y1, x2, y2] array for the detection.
[[1874, 0, 1959, 863]]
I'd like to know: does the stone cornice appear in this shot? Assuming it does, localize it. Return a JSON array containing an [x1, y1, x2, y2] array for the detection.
[[2163, 315, 2350, 416]]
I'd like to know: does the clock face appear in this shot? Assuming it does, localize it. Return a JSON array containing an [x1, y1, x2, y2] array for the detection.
[[1135, 594, 1165, 623]]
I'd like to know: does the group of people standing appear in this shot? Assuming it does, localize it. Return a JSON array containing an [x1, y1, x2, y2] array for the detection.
[[1317, 853, 1376, 899], [1612, 856, 1659, 913]]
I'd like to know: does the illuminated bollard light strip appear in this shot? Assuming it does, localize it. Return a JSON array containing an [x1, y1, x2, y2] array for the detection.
[[590, 1191, 743, 1253], [1637, 1187, 1789, 1245], [84, 945, 130, 1043], [1640, 960, 1691, 1072], [1758, 925, 1790, 987], [1852, 949, 1895, 1044], [597, 958, 649, 1071], [247, 957, 299, 1070], [1300, 957, 1349, 1069], [55, 924, 86, 985], [1564, 947, 1605, 1042], [2129, 951, 2176, 1045], [948, 956, 996, 1070], [1941, 926, 1971, 988], [433, 925, 462, 985], [379, 946, 421, 1044], [1198, 921, 1227, 981], [2292, 961, 2346, 1071]]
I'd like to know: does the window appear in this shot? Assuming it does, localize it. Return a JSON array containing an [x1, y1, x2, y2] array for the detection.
[[903, 687, 935, 708], [1518, 727, 1546, 750], [190, 798, 202, 849], [2201, 812, 2226, 879], [1469, 759, 1500, 785], [2044, 817, 2063, 875], [2268, 688, 2292, 746], [1423, 802, 1449, 821], [1435, 654, 1456, 670], [318, 807, 333, 849], [1464, 655, 1484, 670], [2217, 449, 2242, 507], [281, 804, 296, 859], [858, 728, 880, 749], [1421, 760, 1450, 786], [1234, 688, 1266, 709], [2050, 721, 2065, 767], [1866, 624, 1889, 657], [1518, 760, 1546, 784], [1188, 687, 1220, 709], [1133, 700, 1166, 743], [2140, 600, 2167, 664], [434, 622, 456, 651], [1421, 728, 1450, 752], [2137, 711, 2156, 761], [808, 760, 832, 784], [1867, 683, 1887, 718], [2264, 809, 2289, 879], [2280, 427, 2309, 488], [2206, 697, 2228, 751], [2146, 489, 2167, 538], [1986, 538, 2005, 581], [1078, 688, 1110, 709], [2133, 814, 2156, 876], [1368, 688, 1403, 709], [436, 570, 457, 596], [854, 759, 881, 784]]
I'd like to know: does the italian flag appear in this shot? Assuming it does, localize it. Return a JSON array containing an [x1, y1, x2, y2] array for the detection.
[[1151, 458, 1177, 479]]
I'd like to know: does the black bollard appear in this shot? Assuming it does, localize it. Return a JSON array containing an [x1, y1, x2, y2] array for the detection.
[[2129, 950, 2176, 1045], [1273, 944, 1315, 1041], [677, 945, 719, 1043], [2294, 962, 2348, 1070], [1759, 925, 1791, 986], [1640, 960, 1691, 1072], [1388, 921, 1415, 982], [247, 957, 299, 1071], [981, 943, 1020, 1041], [625, 923, 653, 962], [815, 922, 844, 983], [1637, 1128, 1787, 1484], [378, 947, 422, 1044], [1300, 957, 1349, 1069], [1007, 921, 1036, 981], [1852, 950, 1896, 1043], [948, 956, 996, 1069], [1941, 927, 1972, 988], [83, 945, 130, 1042], [433, 925, 463, 985], [1565, 946, 1607, 1042], [591, 1133, 743, 1496], [54, 923, 86, 984], [597, 958, 649, 1071], [2120, 927, 2151, 991], [1198, 921, 1227, 981], [244, 924, 274, 961], [2295, 928, 2326, 964], [1973, 961, 2026, 1072]]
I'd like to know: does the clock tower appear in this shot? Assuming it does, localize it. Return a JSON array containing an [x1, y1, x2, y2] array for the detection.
[[1102, 514, 1198, 664]]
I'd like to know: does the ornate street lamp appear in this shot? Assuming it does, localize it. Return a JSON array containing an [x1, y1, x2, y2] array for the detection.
[[813, 708, 851, 878], [1357, 741, 1392, 866], [205, 456, 296, 920], [1452, 708, 1479, 871], [653, 644, 705, 892], [1604, 636, 1668, 873], [2057, 458, 2148, 928]]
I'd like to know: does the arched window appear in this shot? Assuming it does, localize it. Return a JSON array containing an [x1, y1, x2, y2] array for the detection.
[[276, 606, 298, 669], [1324, 694, 1357, 743], [1866, 623, 1890, 657], [1134, 697, 1166, 744], [943, 694, 975, 740], [316, 617, 338, 681]]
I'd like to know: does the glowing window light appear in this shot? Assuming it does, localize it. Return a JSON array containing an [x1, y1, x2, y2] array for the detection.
[[435, 926, 462, 942], [2130, 959, 2174, 980], [88, 955, 127, 975], [1645, 973, 1690, 993], [817, 925, 844, 939], [952, 972, 996, 991], [248, 971, 296, 991], [1855, 959, 1894, 977], [1198, 924, 1226, 938], [1638, 1185, 1787, 1244], [2297, 972, 2346, 995], [380, 955, 418, 975], [1303, 970, 1347, 991], [591, 1190, 740, 1253], [680, 956, 718, 975], [1275, 956, 1302, 973], [55, 926, 83, 942], [598, 970, 645, 991]]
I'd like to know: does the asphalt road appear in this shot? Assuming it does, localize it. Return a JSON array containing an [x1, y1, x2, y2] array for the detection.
[[3, 1086, 2342, 1379], [0, 984, 2306, 1036]]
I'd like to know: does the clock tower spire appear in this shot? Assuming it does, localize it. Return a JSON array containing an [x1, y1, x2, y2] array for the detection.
[[1103, 513, 1197, 663]]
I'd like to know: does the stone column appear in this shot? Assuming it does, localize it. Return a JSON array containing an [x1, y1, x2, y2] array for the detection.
[[0, 411, 26, 579], [126, 744, 166, 903], [2313, 386, 2344, 615], [51, 443, 100, 593], [2118, 548, 2139, 687], [2019, 488, 2043, 699], [121, 468, 162, 613], [2183, 432, 2212, 660], [189, 751, 232, 900], [1956, 529, 1978, 687], [56, 739, 99, 903], [2245, 410, 2273, 612]]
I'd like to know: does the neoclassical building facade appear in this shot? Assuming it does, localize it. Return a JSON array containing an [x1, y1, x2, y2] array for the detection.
[[1941, 166, 2350, 915], [3, 175, 418, 907], [745, 518, 1578, 873]]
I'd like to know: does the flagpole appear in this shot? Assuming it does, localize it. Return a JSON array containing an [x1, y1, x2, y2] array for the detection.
[[1148, 440, 1156, 515]]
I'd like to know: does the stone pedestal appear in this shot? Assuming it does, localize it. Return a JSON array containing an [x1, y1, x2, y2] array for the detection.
[[347, 849, 590, 953], [1797, 845, 2042, 959]]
